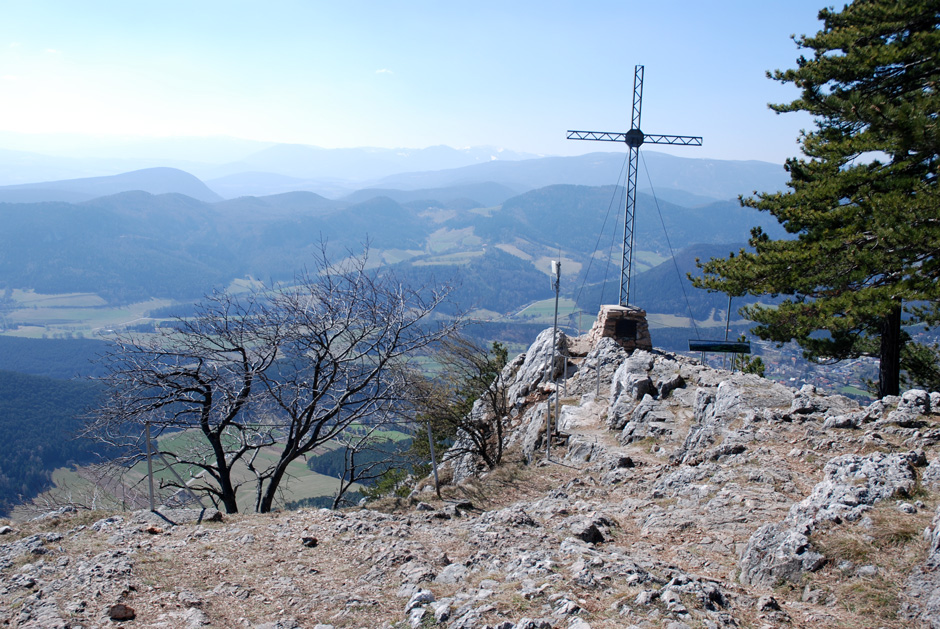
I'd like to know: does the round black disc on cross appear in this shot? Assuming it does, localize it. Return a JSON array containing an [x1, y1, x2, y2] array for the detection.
[[624, 128, 645, 148]]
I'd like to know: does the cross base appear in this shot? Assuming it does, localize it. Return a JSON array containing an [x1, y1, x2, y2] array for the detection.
[[587, 305, 652, 352]]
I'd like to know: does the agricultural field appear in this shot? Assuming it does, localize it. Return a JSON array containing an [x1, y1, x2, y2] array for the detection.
[[513, 297, 581, 322], [12, 424, 404, 518], [2, 289, 173, 339], [633, 249, 670, 272], [426, 227, 481, 253]]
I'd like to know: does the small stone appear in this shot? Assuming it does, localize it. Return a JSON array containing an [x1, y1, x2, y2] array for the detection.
[[756, 594, 780, 611], [857, 565, 879, 577], [180, 607, 210, 627], [108, 604, 136, 621], [570, 519, 604, 544], [552, 599, 580, 616], [430, 600, 452, 623], [397, 583, 419, 599], [635, 590, 658, 605], [0, 525, 13, 535], [408, 607, 426, 628], [801, 585, 824, 603], [178, 590, 204, 607], [435, 563, 468, 584], [405, 589, 435, 612], [301, 536, 319, 548], [516, 619, 554, 629], [415, 502, 434, 512]]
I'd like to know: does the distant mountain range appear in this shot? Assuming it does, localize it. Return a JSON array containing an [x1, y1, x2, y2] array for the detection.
[[208, 143, 539, 181], [202, 149, 787, 202], [0, 167, 221, 203], [0, 148, 794, 350], [0, 140, 538, 190], [369, 151, 787, 204], [0, 149, 788, 206], [0, 174, 784, 312]]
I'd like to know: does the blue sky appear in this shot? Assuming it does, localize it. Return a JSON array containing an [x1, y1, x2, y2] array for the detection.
[[0, 1, 830, 163]]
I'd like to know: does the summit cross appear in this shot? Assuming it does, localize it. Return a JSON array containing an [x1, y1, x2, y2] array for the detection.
[[568, 64, 702, 307]]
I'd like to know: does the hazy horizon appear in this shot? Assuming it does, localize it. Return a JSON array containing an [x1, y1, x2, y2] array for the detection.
[[2, 1, 829, 164]]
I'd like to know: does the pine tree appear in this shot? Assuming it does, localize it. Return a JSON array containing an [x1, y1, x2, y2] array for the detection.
[[694, 0, 940, 397]]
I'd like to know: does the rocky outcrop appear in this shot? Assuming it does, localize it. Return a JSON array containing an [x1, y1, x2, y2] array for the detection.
[[739, 451, 921, 588], [505, 329, 567, 404], [5, 328, 940, 628], [903, 504, 940, 627]]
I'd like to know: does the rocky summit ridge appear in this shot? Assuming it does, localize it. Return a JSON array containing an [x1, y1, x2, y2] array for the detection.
[[4, 329, 940, 628]]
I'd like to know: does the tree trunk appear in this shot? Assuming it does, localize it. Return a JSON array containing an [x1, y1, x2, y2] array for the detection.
[[207, 433, 240, 513], [879, 304, 902, 398], [217, 475, 240, 514], [258, 459, 292, 513]]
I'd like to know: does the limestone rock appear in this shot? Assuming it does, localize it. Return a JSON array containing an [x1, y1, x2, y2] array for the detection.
[[435, 563, 468, 584], [899, 389, 931, 415], [739, 524, 825, 588], [506, 328, 568, 403], [739, 450, 919, 587]]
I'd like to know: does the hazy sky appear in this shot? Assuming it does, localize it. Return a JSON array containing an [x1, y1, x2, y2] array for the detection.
[[0, 1, 830, 164]]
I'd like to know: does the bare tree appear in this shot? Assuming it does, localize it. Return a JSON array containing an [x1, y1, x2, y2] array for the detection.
[[85, 245, 457, 513], [85, 289, 281, 513], [415, 336, 510, 471]]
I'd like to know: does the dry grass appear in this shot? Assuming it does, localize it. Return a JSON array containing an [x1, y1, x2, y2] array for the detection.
[[809, 502, 934, 626]]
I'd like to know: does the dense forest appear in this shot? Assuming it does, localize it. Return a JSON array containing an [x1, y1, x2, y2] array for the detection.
[[0, 336, 109, 379], [305, 438, 411, 480], [0, 370, 104, 515]]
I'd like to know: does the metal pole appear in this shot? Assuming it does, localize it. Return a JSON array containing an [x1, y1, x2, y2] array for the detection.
[[725, 294, 733, 341], [563, 355, 568, 397], [545, 401, 552, 462], [554, 392, 561, 437], [155, 450, 207, 509], [595, 358, 601, 399], [547, 260, 562, 457], [427, 421, 441, 499], [723, 294, 733, 370], [145, 422, 155, 512]]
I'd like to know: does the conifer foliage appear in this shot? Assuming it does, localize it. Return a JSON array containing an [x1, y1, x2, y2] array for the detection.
[[695, 0, 940, 397]]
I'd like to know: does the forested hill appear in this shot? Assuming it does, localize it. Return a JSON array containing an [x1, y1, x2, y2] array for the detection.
[[0, 183, 786, 314], [0, 370, 104, 515], [0, 167, 221, 204], [0, 337, 109, 379]]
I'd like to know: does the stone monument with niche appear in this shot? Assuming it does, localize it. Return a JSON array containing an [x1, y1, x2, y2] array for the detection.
[[587, 304, 652, 352]]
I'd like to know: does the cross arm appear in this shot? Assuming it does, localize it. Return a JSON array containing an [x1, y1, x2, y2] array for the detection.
[[567, 130, 702, 147], [566, 130, 627, 142], [644, 134, 702, 146]]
